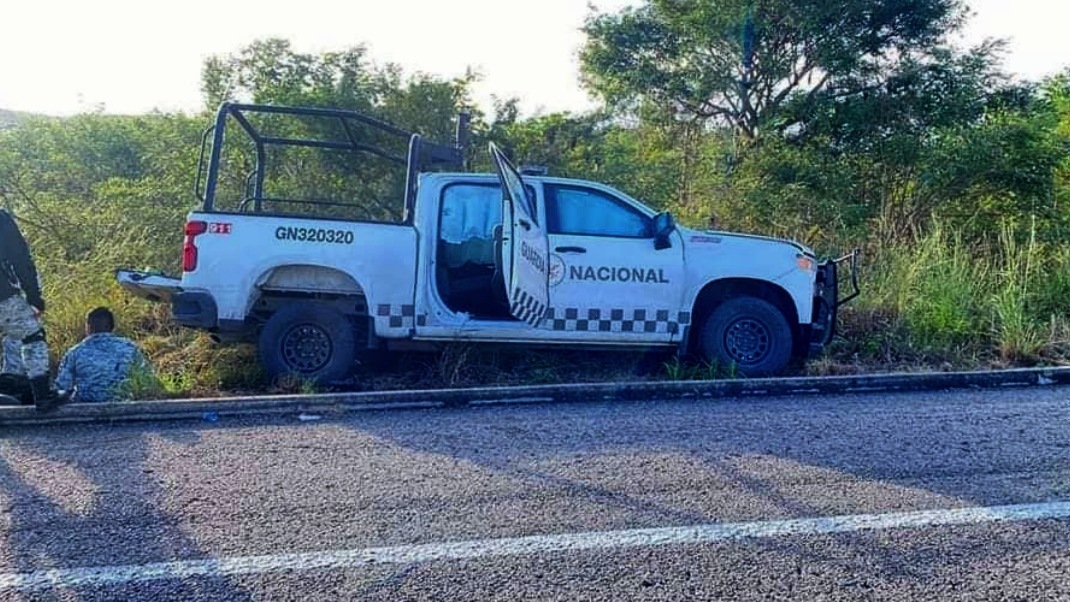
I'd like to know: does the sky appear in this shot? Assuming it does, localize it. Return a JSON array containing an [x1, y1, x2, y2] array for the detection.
[[1, 0, 1069, 117]]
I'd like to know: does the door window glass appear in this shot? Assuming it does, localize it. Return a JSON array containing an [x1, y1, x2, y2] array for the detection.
[[545, 185, 651, 238], [440, 184, 502, 244]]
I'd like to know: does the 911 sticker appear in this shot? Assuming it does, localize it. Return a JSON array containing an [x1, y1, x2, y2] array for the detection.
[[275, 226, 355, 245]]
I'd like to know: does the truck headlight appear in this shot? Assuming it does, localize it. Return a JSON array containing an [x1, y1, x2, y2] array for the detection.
[[796, 255, 815, 273]]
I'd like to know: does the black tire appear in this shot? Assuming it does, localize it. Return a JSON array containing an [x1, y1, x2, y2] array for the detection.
[[698, 296, 793, 377], [258, 303, 358, 385]]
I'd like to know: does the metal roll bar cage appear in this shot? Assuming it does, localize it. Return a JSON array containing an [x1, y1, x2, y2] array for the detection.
[[195, 103, 470, 223]]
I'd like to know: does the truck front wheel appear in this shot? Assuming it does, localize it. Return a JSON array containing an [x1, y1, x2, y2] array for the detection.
[[258, 303, 357, 385], [697, 296, 793, 377]]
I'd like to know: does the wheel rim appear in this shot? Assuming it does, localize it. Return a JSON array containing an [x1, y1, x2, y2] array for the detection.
[[723, 318, 771, 365], [281, 323, 333, 373]]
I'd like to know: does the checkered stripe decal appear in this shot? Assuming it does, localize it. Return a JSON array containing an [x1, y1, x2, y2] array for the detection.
[[511, 287, 548, 327], [376, 304, 427, 329], [542, 308, 691, 334]]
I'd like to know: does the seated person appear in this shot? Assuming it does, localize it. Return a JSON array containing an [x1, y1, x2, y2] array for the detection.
[[57, 307, 151, 403]]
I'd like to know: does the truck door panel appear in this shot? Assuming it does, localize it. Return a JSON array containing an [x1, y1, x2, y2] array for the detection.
[[543, 184, 686, 343]]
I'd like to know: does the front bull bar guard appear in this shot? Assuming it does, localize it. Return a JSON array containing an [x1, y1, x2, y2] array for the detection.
[[832, 248, 861, 309], [812, 248, 861, 349]]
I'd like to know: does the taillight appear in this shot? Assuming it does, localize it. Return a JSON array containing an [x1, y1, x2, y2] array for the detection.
[[185, 221, 208, 236], [182, 220, 207, 272]]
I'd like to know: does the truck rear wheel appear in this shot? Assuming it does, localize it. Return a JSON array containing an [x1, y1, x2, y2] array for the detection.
[[258, 303, 357, 385], [698, 296, 793, 377]]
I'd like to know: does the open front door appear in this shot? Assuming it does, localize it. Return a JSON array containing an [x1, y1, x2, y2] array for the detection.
[[490, 143, 549, 326]]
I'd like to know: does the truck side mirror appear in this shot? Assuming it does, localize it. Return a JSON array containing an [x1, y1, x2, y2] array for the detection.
[[653, 212, 676, 250]]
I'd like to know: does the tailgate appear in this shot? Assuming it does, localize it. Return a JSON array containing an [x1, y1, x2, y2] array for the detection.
[[116, 270, 182, 303]]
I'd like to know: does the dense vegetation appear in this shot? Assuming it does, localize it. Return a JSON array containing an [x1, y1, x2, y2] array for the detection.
[[1, 0, 1069, 395]]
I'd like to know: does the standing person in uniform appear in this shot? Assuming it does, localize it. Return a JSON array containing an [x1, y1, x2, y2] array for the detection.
[[0, 336, 32, 404], [0, 209, 59, 411], [56, 307, 151, 403], [1, 337, 25, 375]]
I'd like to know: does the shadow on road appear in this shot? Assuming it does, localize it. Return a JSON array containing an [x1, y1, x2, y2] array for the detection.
[[0, 388, 1066, 598], [0, 428, 252, 601]]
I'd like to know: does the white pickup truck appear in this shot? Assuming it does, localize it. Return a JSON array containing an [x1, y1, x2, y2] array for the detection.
[[118, 103, 858, 383]]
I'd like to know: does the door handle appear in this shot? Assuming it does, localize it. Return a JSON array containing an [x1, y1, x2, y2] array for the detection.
[[555, 246, 587, 254], [518, 219, 532, 231]]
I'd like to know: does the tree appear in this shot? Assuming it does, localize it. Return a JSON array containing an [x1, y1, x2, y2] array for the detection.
[[795, 41, 1015, 149], [200, 39, 482, 220], [201, 38, 478, 140], [581, 0, 968, 142], [202, 39, 377, 112], [0, 113, 202, 265]]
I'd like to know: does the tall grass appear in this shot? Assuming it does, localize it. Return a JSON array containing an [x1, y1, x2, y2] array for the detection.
[[990, 225, 1044, 362], [840, 222, 1070, 367], [40, 257, 267, 397]]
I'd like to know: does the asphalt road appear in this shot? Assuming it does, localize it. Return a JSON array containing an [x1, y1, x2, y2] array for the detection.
[[0, 386, 1069, 601]]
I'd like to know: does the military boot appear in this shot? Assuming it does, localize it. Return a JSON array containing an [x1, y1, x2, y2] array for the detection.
[[30, 375, 63, 413], [0, 375, 24, 405], [0, 374, 33, 405]]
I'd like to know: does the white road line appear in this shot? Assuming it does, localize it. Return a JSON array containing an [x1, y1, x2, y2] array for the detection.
[[2, 501, 1069, 591]]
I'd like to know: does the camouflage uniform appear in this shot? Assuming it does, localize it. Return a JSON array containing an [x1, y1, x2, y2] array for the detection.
[[0, 336, 32, 404], [1, 336, 24, 375], [0, 208, 58, 411], [56, 333, 149, 403], [0, 296, 48, 379], [0, 208, 48, 380]]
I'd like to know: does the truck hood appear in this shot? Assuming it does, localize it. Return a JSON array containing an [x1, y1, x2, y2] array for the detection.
[[677, 226, 815, 286], [679, 227, 814, 257]]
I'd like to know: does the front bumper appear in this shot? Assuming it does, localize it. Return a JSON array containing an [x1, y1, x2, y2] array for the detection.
[[810, 249, 861, 352]]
